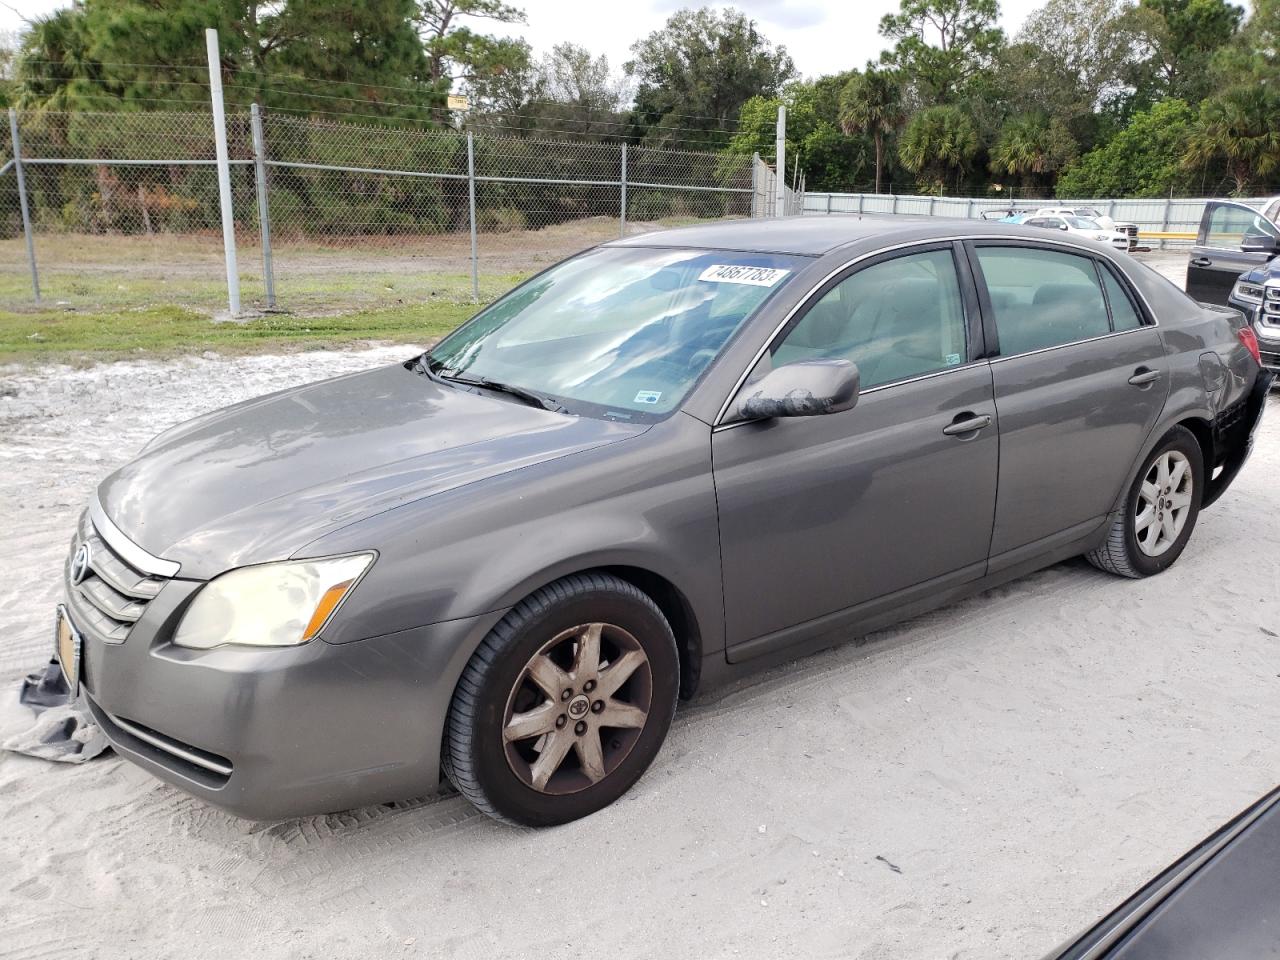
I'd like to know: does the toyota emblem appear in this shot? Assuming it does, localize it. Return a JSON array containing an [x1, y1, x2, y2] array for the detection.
[[71, 543, 91, 585]]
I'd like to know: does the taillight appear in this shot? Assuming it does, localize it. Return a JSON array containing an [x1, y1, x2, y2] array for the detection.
[[1239, 327, 1262, 365]]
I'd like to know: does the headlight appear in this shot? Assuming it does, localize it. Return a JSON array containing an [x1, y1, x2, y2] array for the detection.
[[1233, 280, 1265, 304], [172, 553, 374, 649]]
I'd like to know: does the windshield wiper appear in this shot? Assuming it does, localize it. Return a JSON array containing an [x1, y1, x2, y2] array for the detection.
[[439, 372, 570, 414]]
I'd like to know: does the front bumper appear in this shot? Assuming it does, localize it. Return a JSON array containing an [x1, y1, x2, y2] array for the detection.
[[68, 589, 499, 820]]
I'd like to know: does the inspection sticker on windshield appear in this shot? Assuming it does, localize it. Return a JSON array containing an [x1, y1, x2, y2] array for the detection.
[[634, 390, 662, 405], [698, 264, 791, 287]]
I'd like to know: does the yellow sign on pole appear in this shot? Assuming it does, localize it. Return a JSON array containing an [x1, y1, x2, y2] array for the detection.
[[447, 95, 470, 112]]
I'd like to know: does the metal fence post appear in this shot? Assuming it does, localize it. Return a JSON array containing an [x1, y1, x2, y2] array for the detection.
[[250, 104, 276, 309], [774, 105, 786, 218], [751, 152, 760, 217], [7, 108, 40, 302], [467, 132, 478, 303], [619, 142, 628, 238], [205, 29, 241, 316]]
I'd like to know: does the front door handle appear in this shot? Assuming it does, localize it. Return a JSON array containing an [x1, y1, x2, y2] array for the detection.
[[1191, 257, 1212, 267], [1128, 367, 1161, 386], [942, 414, 992, 437]]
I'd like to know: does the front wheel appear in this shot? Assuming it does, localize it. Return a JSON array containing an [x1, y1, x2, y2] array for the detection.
[[442, 573, 679, 826], [1087, 425, 1204, 578]]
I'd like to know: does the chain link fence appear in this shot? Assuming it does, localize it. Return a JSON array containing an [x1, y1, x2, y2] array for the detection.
[[0, 108, 758, 317]]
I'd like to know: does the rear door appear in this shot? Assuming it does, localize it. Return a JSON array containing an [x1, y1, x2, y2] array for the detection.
[[967, 242, 1168, 564], [1186, 201, 1280, 305]]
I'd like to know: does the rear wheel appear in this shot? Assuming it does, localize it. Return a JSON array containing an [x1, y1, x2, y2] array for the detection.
[[1087, 426, 1203, 578], [442, 573, 679, 826]]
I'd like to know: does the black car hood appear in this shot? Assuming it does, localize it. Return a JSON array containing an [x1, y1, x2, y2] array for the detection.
[[98, 364, 646, 578]]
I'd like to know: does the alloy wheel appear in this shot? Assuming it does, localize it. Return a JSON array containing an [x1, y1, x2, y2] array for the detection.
[[502, 622, 653, 795], [1135, 450, 1193, 557]]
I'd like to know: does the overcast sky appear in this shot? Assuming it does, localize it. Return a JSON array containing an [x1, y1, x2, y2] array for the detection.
[[2, 0, 1045, 80]]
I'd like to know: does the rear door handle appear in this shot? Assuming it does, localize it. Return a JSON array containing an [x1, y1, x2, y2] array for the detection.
[[1128, 367, 1161, 386], [1191, 258, 1212, 267], [942, 414, 992, 436]]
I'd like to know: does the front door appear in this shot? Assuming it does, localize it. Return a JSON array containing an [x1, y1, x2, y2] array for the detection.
[[967, 242, 1168, 562], [1186, 201, 1280, 305], [712, 245, 999, 656]]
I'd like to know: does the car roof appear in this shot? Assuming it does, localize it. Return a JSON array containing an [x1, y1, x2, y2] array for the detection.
[[606, 214, 1068, 256]]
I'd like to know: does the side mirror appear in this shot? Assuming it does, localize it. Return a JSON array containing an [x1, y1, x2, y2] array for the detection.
[[737, 358, 859, 420], [1059, 223, 1070, 231], [1241, 233, 1280, 257]]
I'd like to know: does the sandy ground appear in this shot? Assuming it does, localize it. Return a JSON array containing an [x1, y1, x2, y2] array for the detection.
[[2, 251, 1279, 959]]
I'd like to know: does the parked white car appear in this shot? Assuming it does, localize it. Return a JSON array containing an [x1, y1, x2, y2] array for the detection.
[[1035, 207, 1138, 249], [1023, 213, 1131, 253]]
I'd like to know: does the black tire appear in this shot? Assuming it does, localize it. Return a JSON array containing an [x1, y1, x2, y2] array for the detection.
[[442, 573, 679, 826], [1087, 425, 1204, 578]]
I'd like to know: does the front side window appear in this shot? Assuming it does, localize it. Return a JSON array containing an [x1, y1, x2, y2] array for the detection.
[[426, 247, 807, 419], [771, 249, 968, 389], [975, 246, 1113, 355], [1203, 203, 1280, 249]]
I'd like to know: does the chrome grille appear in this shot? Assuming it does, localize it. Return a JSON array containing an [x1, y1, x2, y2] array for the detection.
[[66, 511, 167, 643]]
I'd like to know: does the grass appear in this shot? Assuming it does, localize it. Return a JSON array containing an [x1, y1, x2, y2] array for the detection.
[[0, 215, 679, 362], [0, 300, 480, 363], [0, 235, 534, 362]]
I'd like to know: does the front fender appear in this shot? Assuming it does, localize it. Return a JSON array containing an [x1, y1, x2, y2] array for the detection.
[[302, 414, 725, 653]]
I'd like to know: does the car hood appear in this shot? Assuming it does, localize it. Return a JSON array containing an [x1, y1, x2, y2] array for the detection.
[[98, 363, 647, 577]]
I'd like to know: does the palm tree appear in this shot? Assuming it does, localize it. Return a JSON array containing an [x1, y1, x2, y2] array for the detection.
[[898, 105, 979, 194], [1184, 86, 1280, 195], [990, 113, 1079, 195], [838, 66, 904, 195]]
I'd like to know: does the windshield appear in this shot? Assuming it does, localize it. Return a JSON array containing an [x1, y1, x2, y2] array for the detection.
[[425, 246, 807, 419], [1067, 216, 1100, 230], [1073, 208, 1102, 219]]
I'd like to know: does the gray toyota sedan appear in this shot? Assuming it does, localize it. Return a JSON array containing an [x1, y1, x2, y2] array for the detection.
[[56, 217, 1271, 824]]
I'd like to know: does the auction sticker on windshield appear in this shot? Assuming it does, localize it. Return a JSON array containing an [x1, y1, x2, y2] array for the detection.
[[698, 264, 791, 286]]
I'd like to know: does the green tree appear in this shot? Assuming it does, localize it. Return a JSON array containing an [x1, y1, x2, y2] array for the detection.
[[879, 0, 1004, 104], [626, 7, 795, 148], [1013, 0, 1140, 117], [417, 0, 530, 111], [728, 73, 869, 191], [469, 42, 632, 139], [838, 66, 904, 194], [1184, 85, 1280, 194], [1056, 98, 1196, 196], [13, 7, 105, 111], [1124, 0, 1244, 106], [0, 32, 16, 109], [989, 112, 1078, 193], [899, 104, 979, 192], [1210, 0, 1280, 91], [17, 0, 431, 116]]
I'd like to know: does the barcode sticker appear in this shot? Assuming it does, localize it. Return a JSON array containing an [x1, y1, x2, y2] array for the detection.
[[698, 265, 791, 287]]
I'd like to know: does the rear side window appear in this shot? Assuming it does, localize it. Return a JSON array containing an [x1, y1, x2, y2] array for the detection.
[[975, 247, 1111, 355], [772, 249, 967, 389], [1100, 267, 1143, 331]]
